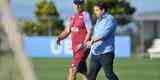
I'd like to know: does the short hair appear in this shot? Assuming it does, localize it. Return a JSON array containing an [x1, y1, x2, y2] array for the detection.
[[94, 1, 111, 12]]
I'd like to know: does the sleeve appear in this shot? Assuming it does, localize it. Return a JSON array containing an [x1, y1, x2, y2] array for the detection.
[[83, 12, 92, 33], [64, 18, 71, 32], [96, 17, 117, 40]]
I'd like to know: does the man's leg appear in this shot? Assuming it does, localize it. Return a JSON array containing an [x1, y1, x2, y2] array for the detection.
[[87, 55, 101, 80], [68, 60, 87, 80], [79, 63, 87, 80], [68, 64, 77, 80], [68, 53, 79, 80], [100, 53, 119, 80], [77, 49, 90, 80], [68, 50, 85, 80], [78, 61, 87, 80]]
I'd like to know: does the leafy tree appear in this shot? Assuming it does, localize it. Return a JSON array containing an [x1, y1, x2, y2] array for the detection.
[[22, 21, 36, 36], [23, 0, 64, 36], [84, 0, 136, 25], [23, 0, 135, 35]]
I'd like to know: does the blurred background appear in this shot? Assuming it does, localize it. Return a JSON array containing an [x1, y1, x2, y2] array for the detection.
[[0, 0, 160, 80]]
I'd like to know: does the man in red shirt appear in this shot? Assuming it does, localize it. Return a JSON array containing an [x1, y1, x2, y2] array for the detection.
[[56, 0, 92, 80]]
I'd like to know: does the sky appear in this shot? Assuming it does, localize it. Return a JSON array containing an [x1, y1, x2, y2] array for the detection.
[[130, 0, 160, 14], [10, 0, 160, 20], [11, 0, 74, 20]]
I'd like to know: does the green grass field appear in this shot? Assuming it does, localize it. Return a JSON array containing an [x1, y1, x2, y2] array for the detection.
[[0, 53, 160, 80], [32, 58, 160, 80]]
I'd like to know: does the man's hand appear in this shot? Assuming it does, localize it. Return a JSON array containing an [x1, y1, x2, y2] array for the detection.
[[56, 37, 61, 45], [75, 43, 83, 52], [75, 41, 92, 53], [85, 41, 92, 48]]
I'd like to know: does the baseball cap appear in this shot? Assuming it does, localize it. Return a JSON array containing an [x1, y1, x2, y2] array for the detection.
[[73, 0, 84, 5]]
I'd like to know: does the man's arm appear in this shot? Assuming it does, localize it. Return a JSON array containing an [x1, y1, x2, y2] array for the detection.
[[84, 31, 91, 43], [58, 26, 71, 40], [83, 12, 93, 43], [75, 12, 92, 51], [91, 16, 116, 44], [57, 26, 71, 44]]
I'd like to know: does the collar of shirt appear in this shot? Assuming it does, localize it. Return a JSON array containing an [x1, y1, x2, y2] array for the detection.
[[97, 12, 108, 22]]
